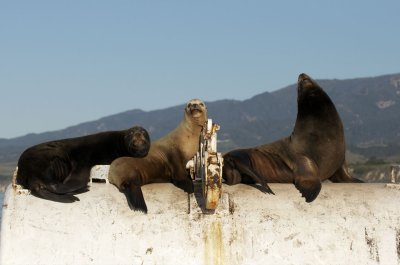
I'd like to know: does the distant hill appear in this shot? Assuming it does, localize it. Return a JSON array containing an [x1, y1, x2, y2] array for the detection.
[[1, 72, 400, 176]]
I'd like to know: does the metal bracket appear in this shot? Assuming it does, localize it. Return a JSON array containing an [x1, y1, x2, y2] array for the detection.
[[187, 119, 224, 210]]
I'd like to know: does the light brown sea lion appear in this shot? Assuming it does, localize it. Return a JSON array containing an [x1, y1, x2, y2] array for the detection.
[[108, 99, 208, 213], [223, 73, 363, 202], [16, 126, 150, 203]]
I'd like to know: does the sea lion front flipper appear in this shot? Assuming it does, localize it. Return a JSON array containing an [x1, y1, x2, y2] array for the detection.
[[173, 178, 194, 194], [124, 184, 148, 213], [329, 163, 364, 183], [293, 155, 321, 203]]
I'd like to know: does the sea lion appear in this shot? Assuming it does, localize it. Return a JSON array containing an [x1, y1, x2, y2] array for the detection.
[[223, 73, 362, 202], [16, 126, 150, 203], [108, 99, 208, 213]]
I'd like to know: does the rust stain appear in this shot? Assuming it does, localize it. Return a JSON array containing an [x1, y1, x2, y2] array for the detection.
[[204, 221, 224, 265]]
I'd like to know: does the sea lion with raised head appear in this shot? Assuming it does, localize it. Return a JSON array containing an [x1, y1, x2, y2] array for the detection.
[[16, 126, 150, 203], [108, 99, 208, 213], [223, 73, 362, 202]]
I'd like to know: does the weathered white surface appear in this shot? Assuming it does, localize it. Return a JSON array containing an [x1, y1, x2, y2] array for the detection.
[[1, 179, 400, 265], [90, 165, 110, 183]]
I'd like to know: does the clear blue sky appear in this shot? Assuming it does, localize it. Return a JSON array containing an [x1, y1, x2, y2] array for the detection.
[[1, 0, 399, 139]]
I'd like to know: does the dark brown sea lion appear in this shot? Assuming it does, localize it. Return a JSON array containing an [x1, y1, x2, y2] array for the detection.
[[108, 99, 208, 213], [16, 126, 150, 203], [223, 73, 362, 202]]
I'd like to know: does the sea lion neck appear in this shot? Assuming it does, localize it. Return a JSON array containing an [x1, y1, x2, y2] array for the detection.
[[184, 112, 207, 128], [178, 114, 205, 138], [296, 77, 336, 120]]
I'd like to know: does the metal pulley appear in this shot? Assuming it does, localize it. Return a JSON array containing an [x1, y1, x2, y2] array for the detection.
[[187, 119, 224, 210]]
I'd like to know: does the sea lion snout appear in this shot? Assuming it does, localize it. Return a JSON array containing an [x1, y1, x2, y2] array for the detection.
[[298, 73, 314, 87], [298, 73, 310, 82], [297, 73, 317, 95]]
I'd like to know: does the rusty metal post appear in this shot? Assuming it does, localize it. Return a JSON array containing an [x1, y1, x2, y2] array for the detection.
[[187, 119, 223, 210]]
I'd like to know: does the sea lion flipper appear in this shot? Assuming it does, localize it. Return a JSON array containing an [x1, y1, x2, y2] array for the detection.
[[293, 156, 321, 203], [250, 184, 275, 195], [32, 188, 80, 203], [173, 178, 194, 194], [294, 180, 321, 203], [233, 158, 275, 195], [48, 179, 88, 195], [124, 184, 148, 213], [329, 163, 364, 183]]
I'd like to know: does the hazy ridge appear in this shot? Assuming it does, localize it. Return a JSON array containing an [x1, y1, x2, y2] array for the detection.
[[1, 73, 400, 180]]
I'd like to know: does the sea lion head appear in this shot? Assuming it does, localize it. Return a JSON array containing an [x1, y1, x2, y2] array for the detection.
[[297, 73, 320, 95], [297, 73, 334, 108], [184, 98, 208, 126], [124, 126, 151, 157]]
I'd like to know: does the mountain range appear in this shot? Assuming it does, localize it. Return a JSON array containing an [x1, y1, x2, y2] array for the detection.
[[1, 72, 400, 176]]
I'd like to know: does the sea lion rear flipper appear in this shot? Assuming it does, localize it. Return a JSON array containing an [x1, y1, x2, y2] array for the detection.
[[48, 179, 88, 195], [329, 163, 364, 183], [250, 184, 275, 195], [32, 188, 80, 203], [293, 156, 321, 203], [124, 184, 148, 213], [233, 158, 275, 195]]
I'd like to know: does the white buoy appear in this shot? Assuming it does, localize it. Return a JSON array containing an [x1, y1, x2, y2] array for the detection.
[[1, 166, 400, 265]]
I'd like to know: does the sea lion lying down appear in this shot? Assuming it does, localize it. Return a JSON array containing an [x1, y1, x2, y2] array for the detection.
[[223, 73, 362, 202], [16, 126, 150, 203]]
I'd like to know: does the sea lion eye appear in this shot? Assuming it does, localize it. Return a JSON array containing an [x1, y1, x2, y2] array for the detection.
[[199, 103, 204, 107]]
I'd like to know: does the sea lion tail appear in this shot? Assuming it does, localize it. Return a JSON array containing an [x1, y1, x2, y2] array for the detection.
[[123, 184, 148, 213]]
